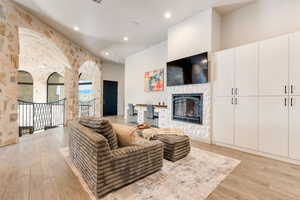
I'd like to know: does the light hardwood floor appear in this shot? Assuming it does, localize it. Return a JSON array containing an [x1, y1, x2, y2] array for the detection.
[[0, 116, 300, 200]]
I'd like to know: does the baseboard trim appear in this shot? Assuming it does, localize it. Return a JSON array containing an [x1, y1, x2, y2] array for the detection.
[[213, 141, 300, 165], [191, 136, 211, 144]]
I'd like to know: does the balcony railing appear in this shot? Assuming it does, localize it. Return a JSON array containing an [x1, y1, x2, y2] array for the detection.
[[18, 99, 65, 136], [79, 98, 96, 117]]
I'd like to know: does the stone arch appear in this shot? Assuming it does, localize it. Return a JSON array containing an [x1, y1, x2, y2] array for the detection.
[[18, 27, 70, 103], [0, 1, 103, 147], [79, 61, 102, 117]]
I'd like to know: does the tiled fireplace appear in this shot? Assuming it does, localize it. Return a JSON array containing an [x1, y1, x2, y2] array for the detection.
[[172, 93, 203, 124]]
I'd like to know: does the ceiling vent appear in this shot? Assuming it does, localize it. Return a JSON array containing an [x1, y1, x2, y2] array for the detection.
[[92, 0, 103, 4]]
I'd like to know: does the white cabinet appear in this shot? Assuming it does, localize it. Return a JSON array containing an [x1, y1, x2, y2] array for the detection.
[[235, 43, 258, 96], [289, 32, 300, 96], [258, 97, 289, 157], [213, 97, 234, 145], [214, 31, 300, 163], [235, 97, 258, 150], [289, 96, 300, 160], [214, 49, 235, 97], [259, 35, 289, 96]]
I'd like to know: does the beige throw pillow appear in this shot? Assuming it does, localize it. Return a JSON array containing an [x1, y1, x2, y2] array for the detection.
[[112, 124, 137, 146]]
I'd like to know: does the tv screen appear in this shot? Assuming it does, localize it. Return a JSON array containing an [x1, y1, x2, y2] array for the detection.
[[167, 52, 209, 86]]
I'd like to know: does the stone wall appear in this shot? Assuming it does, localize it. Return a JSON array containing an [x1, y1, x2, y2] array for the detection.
[[128, 83, 211, 142], [0, 0, 102, 147]]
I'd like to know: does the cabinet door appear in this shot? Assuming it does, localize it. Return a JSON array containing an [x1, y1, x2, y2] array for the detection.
[[289, 32, 300, 95], [214, 49, 235, 97], [259, 97, 289, 157], [235, 43, 258, 96], [213, 97, 234, 145], [289, 96, 300, 160], [259, 35, 289, 96], [235, 97, 258, 150]]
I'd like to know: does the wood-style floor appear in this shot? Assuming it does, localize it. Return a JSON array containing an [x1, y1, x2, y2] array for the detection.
[[0, 116, 300, 200]]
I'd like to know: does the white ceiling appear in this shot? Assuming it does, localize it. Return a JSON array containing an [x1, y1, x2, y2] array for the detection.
[[14, 0, 254, 63]]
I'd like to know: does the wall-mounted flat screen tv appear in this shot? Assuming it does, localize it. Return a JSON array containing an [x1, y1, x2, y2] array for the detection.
[[167, 52, 209, 86]]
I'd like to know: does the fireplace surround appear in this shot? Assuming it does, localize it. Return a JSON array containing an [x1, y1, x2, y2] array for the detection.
[[172, 93, 203, 124]]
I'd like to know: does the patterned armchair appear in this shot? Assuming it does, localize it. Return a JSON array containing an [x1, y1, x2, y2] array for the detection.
[[69, 121, 163, 198]]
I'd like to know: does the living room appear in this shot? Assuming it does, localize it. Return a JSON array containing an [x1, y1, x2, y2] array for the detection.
[[1, 0, 300, 200]]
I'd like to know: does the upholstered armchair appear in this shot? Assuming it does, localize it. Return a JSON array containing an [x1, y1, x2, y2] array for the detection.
[[69, 121, 163, 198]]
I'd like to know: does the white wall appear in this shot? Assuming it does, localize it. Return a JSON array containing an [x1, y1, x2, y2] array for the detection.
[[222, 0, 300, 49], [124, 8, 221, 141], [102, 61, 125, 116], [125, 41, 168, 107], [168, 9, 213, 61]]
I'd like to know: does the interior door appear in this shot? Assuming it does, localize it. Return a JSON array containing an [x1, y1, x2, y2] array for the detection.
[[214, 49, 235, 97], [103, 80, 118, 116], [235, 43, 258, 96], [289, 32, 300, 96], [235, 97, 258, 150], [259, 35, 289, 96], [213, 97, 234, 145], [289, 96, 300, 160], [259, 96, 289, 157]]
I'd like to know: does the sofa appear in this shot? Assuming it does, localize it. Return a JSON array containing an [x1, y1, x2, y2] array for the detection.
[[69, 119, 163, 198]]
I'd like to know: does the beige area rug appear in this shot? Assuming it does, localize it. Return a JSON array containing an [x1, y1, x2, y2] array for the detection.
[[60, 147, 240, 200]]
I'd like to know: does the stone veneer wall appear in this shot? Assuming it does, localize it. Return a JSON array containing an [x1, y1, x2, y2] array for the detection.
[[0, 0, 102, 147], [164, 84, 211, 142], [129, 83, 211, 142]]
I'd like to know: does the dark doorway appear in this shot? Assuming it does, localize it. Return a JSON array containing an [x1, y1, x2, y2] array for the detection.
[[103, 80, 118, 116]]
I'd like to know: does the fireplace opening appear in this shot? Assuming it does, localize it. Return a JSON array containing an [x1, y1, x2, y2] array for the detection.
[[172, 93, 203, 124]]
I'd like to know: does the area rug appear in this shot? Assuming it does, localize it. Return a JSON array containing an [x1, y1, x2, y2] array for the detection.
[[60, 147, 240, 200]]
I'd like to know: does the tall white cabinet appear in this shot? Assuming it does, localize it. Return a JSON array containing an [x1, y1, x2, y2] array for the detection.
[[213, 31, 300, 163], [259, 35, 289, 96], [214, 43, 258, 151]]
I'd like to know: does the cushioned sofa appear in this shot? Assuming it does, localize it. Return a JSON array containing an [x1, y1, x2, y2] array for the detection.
[[69, 119, 163, 198]]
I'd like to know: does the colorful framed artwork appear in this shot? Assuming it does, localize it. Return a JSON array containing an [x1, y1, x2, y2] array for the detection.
[[144, 69, 164, 92]]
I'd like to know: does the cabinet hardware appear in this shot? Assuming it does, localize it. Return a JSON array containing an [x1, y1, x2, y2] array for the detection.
[[235, 98, 238, 105], [284, 98, 287, 106], [232, 88, 234, 95], [231, 98, 234, 105], [285, 85, 288, 94], [235, 88, 238, 96], [291, 85, 294, 94], [291, 98, 294, 107]]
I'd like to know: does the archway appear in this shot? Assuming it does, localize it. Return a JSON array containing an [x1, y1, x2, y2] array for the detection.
[[17, 27, 71, 135], [79, 61, 102, 117], [18, 27, 70, 103], [17, 70, 33, 102], [47, 72, 64, 102]]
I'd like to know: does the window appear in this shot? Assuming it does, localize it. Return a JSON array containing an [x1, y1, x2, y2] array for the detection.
[[18, 71, 33, 102], [47, 72, 64, 102], [79, 73, 93, 102]]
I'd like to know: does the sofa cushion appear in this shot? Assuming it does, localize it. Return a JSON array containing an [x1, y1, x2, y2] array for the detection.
[[112, 123, 137, 146], [79, 117, 119, 150]]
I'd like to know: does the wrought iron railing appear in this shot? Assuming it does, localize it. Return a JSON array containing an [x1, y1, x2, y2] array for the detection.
[[18, 99, 65, 137], [79, 98, 96, 117]]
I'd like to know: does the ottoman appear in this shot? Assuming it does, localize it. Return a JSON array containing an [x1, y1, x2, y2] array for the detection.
[[152, 134, 191, 162]]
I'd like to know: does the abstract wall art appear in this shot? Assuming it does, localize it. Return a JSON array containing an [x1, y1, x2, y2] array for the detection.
[[144, 69, 164, 92]]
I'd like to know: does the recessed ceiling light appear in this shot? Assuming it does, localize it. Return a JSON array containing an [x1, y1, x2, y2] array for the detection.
[[164, 12, 172, 19], [73, 26, 79, 31], [105, 52, 110, 56], [123, 37, 129, 41]]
